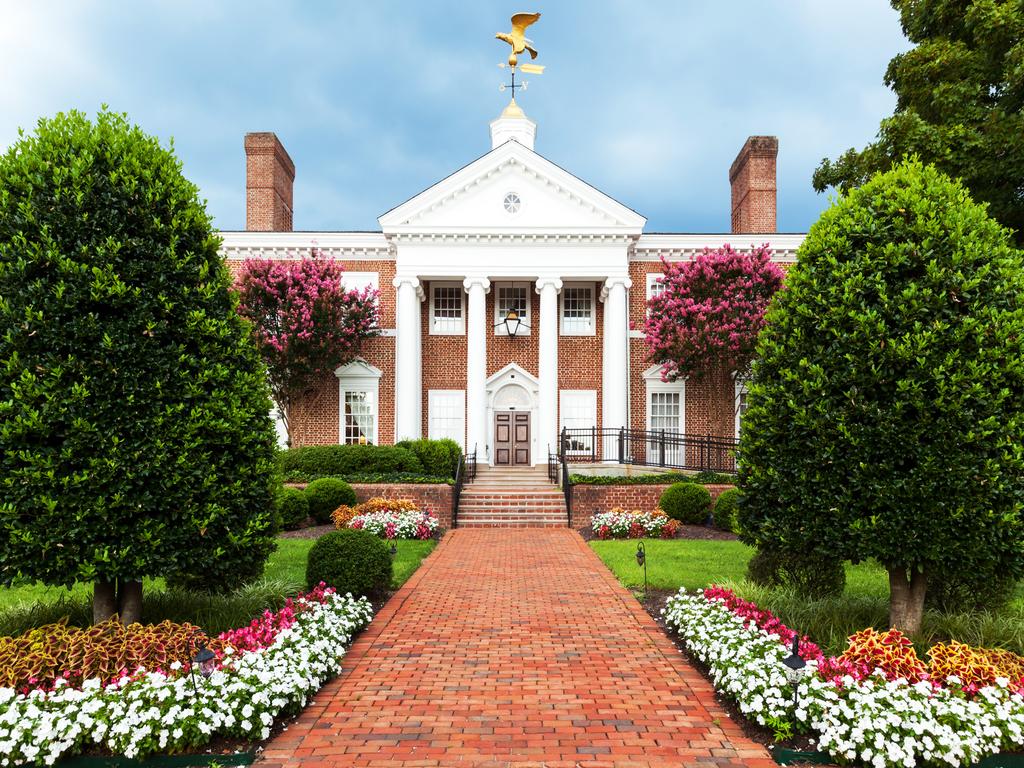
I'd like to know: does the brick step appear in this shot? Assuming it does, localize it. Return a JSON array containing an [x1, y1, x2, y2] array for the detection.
[[457, 524, 568, 528], [460, 492, 564, 499]]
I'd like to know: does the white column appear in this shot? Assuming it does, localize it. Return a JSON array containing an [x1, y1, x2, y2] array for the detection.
[[536, 278, 562, 458], [601, 276, 632, 440], [463, 277, 490, 459], [393, 274, 424, 441]]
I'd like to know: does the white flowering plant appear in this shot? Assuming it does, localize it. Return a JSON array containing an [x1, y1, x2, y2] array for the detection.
[[591, 507, 680, 539], [349, 508, 438, 540], [0, 587, 372, 766], [662, 587, 1024, 768]]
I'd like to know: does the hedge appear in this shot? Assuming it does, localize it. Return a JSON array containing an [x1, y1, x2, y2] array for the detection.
[[569, 471, 736, 486], [277, 445, 423, 478], [281, 471, 453, 485]]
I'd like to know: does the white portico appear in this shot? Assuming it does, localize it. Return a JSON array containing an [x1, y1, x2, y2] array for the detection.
[[379, 100, 645, 464]]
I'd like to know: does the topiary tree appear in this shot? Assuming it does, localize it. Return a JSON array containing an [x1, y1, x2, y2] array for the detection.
[[644, 245, 784, 436], [738, 158, 1024, 634], [236, 256, 380, 446], [0, 109, 280, 624]]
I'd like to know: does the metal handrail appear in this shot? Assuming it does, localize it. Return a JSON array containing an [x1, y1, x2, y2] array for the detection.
[[559, 427, 739, 474]]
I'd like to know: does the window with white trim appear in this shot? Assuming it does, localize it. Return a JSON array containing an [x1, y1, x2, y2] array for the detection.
[[644, 366, 685, 465], [559, 389, 597, 455], [336, 359, 381, 445], [494, 282, 531, 336], [341, 271, 379, 293], [428, 390, 465, 448], [430, 282, 464, 335], [646, 272, 666, 301], [734, 376, 749, 440], [560, 284, 595, 335]]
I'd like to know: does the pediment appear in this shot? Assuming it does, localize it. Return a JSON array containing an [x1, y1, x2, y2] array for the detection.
[[335, 357, 382, 380], [379, 141, 646, 234]]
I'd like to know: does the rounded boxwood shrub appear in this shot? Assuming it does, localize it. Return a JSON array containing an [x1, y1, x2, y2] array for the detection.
[[659, 483, 712, 525], [279, 487, 310, 530], [305, 529, 392, 596], [304, 478, 356, 524], [712, 488, 741, 532]]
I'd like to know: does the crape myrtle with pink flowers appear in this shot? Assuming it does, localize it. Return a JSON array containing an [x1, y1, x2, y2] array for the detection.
[[236, 255, 381, 446]]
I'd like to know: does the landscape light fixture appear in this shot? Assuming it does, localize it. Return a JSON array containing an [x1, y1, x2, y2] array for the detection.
[[497, 308, 529, 338], [189, 637, 217, 697], [389, 540, 398, 558], [782, 635, 807, 706], [635, 541, 648, 596]]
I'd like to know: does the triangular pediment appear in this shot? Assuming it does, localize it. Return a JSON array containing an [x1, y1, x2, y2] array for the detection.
[[334, 357, 382, 380], [379, 140, 646, 234]]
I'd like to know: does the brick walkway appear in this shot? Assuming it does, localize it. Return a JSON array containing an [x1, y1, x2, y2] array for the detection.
[[259, 529, 774, 768]]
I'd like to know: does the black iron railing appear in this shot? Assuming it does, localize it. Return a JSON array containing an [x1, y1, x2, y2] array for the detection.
[[452, 444, 477, 529], [559, 427, 740, 474], [549, 443, 573, 525]]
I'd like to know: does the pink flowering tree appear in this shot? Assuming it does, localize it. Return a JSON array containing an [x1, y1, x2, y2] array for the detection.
[[644, 245, 784, 434], [236, 253, 380, 445]]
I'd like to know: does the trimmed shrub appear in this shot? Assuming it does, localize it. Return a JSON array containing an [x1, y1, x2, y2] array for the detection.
[[305, 478, 356, 524], [305, 529, 391, 597], [277, 445, 422, 477], [396, 438, 461, 478], [746, 547, 846, 599], [659, 483, 712, 525], [280, 470, 451, 485], [279, 487, 310, 530], [712, 488, 741, 532], [569, 471, 736, 486]]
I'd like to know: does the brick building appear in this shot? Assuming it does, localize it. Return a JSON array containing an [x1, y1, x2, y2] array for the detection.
[[221, 101, 804, 465]]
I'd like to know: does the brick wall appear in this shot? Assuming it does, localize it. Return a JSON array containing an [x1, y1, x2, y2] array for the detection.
[[352, 483, 454, 529], [244, 133, 295, 232], [570, 483, 735, 530], [558, 281, 604, 435]]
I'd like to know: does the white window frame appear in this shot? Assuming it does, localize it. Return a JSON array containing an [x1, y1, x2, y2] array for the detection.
[[335, 359, 382, 446], [734, 374, 750, 441], [644, 365, 685, 465], [646, 272, 667, 301], [559, 282, 596, 336], [429, 281, 465, 335], [493, 281, 532, 336], [559, 389, 597, 456], [428, 389, 466, 449], [340, 271, 379, 293]]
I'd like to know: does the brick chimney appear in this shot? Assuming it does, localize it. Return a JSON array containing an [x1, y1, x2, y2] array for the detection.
[[729, 136, 778, 233], [244, 132, 295, 231]]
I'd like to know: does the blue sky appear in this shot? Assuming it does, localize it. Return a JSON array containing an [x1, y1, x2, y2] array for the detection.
[[1, 1, 910, 233]]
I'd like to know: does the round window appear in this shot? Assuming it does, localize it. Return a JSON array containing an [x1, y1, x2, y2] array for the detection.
[[503, 192, 521, 214]]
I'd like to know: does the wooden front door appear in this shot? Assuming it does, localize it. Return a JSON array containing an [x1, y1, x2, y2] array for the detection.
[[494, 411, 531, 465]]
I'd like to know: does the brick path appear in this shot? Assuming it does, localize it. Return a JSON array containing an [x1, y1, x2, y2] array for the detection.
[[259, 529, 774, 767]]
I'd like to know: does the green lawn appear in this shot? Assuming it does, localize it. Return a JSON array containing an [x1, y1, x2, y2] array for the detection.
[[0, 536, 436, 636], [590, 538, 1024, 656], [590, 538, 890, 596]]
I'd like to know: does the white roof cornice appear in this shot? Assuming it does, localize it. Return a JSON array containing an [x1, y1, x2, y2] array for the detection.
[[219, 231, 392, 261], [632, 233, 804, 263]]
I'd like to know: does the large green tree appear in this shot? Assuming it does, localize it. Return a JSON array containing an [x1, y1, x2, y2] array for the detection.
[[0, 110, 279, 624], [813, 0, 1024, 243], [738, 160, 1024, 635]]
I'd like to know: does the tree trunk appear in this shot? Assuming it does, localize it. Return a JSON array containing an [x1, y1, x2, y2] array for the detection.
[[888, 566, 927, 635], [93, 580, 117, 624], [117, 580, 144, 625]]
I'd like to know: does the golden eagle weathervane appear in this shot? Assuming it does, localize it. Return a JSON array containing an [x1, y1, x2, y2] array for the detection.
[[496, 12, 545, 101]]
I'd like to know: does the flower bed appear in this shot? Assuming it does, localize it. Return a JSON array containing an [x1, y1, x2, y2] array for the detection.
[[663, 586, 1024, 768], [334, 497, 439, 540], [591, 508, 680, 539], [0, 586, 372, 766]]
